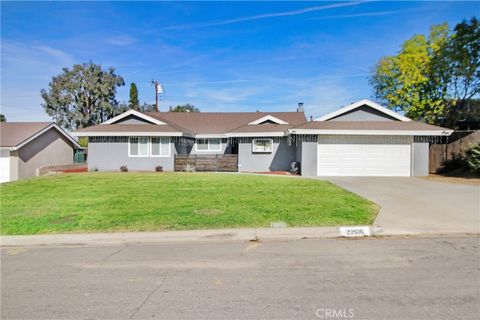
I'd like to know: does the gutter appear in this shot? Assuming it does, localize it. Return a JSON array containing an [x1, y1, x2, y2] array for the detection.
[[288, 129, 454, 136]]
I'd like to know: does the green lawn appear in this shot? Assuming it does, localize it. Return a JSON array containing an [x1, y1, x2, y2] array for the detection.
[[0, 173, 378, 235]]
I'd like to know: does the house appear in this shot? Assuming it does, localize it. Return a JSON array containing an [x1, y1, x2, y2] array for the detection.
[[74, 99, 452, 177], [0, 122, 81, 182]]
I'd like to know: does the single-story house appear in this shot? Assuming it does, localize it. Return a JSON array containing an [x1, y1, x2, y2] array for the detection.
[[0, 122, 81, 182], [74, 99, 452, 177]]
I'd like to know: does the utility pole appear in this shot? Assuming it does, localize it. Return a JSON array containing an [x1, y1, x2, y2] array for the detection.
[[151, 80, 164, 112]]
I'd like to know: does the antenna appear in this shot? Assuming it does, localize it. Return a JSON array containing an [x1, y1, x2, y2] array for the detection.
[[150, 80, 165, 112]]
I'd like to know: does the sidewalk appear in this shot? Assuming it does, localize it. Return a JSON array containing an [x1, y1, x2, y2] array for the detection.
[[1, 226, 477, 247]]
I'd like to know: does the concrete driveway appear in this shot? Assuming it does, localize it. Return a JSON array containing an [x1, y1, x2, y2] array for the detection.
[[326, 177, 479, 235]]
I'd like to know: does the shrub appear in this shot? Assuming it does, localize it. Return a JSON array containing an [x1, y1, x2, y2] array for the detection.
[[183, 163, 196, 172], [465, 143, 480, 173], [155, 165, 163, 172], [120, 165, 128, 172], [89, 167, 98, 172], [78, 137, 88, 148]]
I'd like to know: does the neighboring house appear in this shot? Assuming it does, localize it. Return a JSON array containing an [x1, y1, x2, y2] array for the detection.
[[74, 99, 452, 177], [0, 122, 81, 182]]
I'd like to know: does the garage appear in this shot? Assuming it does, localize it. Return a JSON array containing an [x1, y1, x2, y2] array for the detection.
[[317, 135, 412, 177], [0, 154, 11, 183]]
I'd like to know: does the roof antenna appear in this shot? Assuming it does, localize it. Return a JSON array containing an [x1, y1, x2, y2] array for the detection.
[[150, 80, 164, 112]]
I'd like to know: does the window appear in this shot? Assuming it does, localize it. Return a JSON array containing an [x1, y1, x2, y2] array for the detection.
[[252, 139, 273, 153], [151, 137, 170, 157], [196, 138, 222, 152], [129, 137, 149, 157]]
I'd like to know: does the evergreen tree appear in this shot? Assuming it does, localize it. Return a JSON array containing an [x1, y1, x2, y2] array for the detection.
[[129, 82, 139, 110]]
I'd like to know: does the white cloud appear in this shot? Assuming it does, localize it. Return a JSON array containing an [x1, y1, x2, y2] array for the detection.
[[165, 1, 368, 30], [35, 45, 74, 64], [1, 41, 75, 121], [309, 8, 422, 20]]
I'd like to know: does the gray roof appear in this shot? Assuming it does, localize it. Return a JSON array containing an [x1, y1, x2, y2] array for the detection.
[[145, 112, 307, 135], [75, 111, 307, 136], [0, 122, 81, 149], [76, 123, 181, 133], [0, 122, 52, 147], [229, 123, 293, 133]]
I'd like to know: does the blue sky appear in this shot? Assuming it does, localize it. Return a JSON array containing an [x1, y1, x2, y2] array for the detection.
[[1, 1, 478, 121]]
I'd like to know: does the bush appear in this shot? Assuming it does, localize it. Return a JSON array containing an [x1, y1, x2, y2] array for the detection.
[[155, 166, 163, 172], [465, 143, 480, 173], [89, 167, 98, 172], [120, 165, 128, 172], [78, 137, 88, 148]]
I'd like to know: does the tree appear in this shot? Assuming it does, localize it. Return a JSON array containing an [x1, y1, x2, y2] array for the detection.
[[140, 103, 157, 112], [441, 18, 480, 128], [0, 114, 5, 122], [169, 104, 200, 112], [370, 24, 450, 124], [129, 83, 139, 110], [370, 18, 479, 127], [41, 62, 125, 130], [116, 102, 156, 115]]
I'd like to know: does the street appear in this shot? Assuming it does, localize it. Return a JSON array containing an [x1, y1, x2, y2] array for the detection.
[[1, 236, 479, 320]]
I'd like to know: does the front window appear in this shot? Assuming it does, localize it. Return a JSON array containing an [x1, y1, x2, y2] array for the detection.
[[252, 139, 273, 153], [129, 137, 149, 156], [196, 138, 222, 152], [151, 137, 170, 157]]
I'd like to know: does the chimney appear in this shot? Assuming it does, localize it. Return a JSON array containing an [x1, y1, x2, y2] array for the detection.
[[310, 115, 313, 122], [297, 102, 304, 113]]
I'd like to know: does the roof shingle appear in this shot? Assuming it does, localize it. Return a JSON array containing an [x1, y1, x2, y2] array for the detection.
[[145, 112, 306, 134], [0, 122, 52, 147]]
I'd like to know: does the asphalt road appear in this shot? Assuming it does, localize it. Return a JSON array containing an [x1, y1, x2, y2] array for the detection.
[[2, 236, 479, 320]]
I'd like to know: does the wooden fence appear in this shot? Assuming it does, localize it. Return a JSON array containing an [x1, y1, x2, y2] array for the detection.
[[429, 130, 480, 173], [174, 154, 238, 172]]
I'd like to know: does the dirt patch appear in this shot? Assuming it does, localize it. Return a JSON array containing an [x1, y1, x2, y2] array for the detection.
[[255, 171, 294, 175], [63, 168, 88, 173], [49, 215, 77, 225], [422, 174, 480, 186]]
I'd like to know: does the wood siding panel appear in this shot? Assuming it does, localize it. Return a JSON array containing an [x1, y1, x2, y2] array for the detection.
[[174, 154, 238, 172]]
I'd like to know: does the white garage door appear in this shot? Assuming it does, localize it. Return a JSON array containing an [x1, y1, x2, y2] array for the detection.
[[317, 135, 412, 177], [0, 156, 11, 183]]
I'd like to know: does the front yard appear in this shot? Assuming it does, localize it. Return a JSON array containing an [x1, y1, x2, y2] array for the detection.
[[0, 173, 378, 235]]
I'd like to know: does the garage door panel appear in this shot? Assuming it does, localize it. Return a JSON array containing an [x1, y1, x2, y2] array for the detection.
[[317, 135, 411, 177]]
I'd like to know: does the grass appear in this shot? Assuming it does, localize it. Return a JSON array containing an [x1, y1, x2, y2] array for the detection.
[[0, 172, 378, 235]]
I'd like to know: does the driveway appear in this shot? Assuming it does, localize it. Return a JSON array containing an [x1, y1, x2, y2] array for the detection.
[[326, 177, 479, 235]]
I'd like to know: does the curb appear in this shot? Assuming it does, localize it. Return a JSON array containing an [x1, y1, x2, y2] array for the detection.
[[1, 227, 477, 247], [0, 227, 340, 247]]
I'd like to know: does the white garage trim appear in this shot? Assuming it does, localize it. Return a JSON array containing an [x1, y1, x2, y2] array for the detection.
[[0, 155, 11, 183], [317, 135, 412, 177]]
